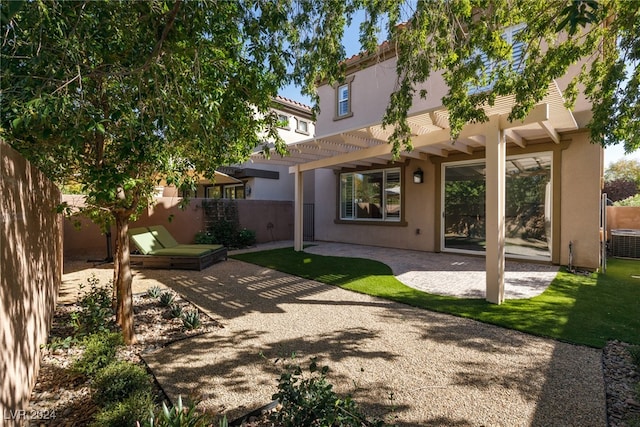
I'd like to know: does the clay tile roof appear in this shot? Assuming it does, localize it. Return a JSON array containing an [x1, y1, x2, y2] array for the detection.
[[274, 95, 312, 112]]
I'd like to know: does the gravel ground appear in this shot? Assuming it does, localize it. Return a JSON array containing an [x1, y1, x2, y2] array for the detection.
[[26, 256, 640, 426]]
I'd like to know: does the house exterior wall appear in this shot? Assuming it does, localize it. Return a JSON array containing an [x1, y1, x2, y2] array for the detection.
[[316, 55, 449, 137], [1, 141, 62, 421], [559, 131, 603, 268]]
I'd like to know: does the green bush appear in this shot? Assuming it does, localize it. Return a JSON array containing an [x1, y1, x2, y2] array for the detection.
[[146, 286, 162, 299], [236, 228, 256, 248], [90, 390, 156, 427], [271, 359, 386, 427], [159, 291, 175, 307], [181, 310, 201, 330], [151, 395, 210, 427], [72, 275, 114, 335], [73, 331, 123, 377], [194, 231, 216, 244], [210, 219, 236, 247], [93, 361, 153, 405]]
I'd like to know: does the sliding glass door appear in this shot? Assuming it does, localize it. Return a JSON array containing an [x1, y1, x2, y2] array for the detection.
[[443, 153, 552, 259]]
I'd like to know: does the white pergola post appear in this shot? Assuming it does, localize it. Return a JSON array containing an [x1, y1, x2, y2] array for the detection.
[[293, 165, 304, 252], [485, 116, 506, 304]]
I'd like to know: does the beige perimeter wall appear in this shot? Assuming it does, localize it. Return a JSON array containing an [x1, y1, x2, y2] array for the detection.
[[1, 141, 62, 421], [64, 197, 294, 259], [607, 206, 640, 235]]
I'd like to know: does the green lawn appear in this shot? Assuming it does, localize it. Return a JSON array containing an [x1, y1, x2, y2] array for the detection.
[[232, 248, 640, 348]]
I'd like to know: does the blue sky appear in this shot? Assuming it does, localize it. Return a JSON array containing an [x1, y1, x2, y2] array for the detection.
[[278, 12, 639, 169]]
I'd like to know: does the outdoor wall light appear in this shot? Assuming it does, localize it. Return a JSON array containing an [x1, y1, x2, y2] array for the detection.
[[413, 168, 424, 184]]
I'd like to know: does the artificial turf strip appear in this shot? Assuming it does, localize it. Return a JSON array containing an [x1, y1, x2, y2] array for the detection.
[[232, 248, 640, 348]]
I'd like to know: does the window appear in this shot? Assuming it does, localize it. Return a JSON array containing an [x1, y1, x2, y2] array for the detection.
[[468, 24, 526, 94], [277, 114, 290, 129], [333, 75, 354, 120], [340, 168, 401, 221], [296, 118, 309, 135]]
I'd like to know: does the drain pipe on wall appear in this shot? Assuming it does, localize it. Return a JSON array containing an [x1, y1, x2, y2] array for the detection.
[[568, 241, 575, 274]]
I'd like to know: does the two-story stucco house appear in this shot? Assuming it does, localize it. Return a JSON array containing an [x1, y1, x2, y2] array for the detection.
[[164, 95, 316, 201], [251, 26, 604, 304]]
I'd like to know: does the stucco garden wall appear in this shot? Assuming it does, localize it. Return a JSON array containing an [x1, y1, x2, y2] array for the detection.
[[607, 206, 640, 235], [63, 197, 294, 259], [1, 141, 62, 422]]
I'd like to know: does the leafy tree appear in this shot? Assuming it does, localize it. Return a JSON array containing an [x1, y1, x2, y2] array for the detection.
[[292, 0, 639, 155], [605, 159, 640, 186], [603, 179, 639, 202], [1, 1, 290, 344]]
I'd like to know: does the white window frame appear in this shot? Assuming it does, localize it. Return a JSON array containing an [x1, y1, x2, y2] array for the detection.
[[333, 75, 354, 120], [340, 167, 401, 222], [295, 118, 309, 135]]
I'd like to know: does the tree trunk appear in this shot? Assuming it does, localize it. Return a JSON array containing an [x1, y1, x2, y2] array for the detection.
[[113, 212, 136, 344]]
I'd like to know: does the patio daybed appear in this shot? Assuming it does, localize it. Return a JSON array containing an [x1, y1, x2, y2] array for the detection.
[[128, 226, 227, 270]]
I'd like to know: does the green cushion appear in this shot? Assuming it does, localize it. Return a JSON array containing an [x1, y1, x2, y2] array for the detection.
[[129, 230, 164, 255], [148, 247, 213, 257], [148, 225, 179, 248], [176, 244, 224, 251]]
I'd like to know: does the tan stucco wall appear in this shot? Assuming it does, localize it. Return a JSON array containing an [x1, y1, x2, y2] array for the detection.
[[607, 206, 640, 235], [559, 132, 603, 268], [1, 141, 62, 421], [64, 197, 294, 259], [314, 134, 603, 269], [313, 159, 437, 252]]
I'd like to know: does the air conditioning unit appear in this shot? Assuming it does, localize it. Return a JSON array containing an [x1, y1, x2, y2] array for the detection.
[[611, 229, 640, 259]]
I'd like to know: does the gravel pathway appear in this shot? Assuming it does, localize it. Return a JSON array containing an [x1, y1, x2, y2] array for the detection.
[[138, 258, 606, 426]]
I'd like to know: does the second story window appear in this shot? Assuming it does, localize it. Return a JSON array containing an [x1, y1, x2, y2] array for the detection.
[[277, 114, 290, 129], [334, 75, 354, 120], [296, 118, 309, 135]]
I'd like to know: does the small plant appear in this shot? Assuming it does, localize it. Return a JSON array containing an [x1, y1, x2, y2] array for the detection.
[[236, 228, 256, 248], [150, 395, 209, 427], [271, 359, 386, 427], [147, 286, 162, 299], [46, 335, 78, 351], [168, 303, 183, 319], [73, 331, 123, 377], [72, 275, 114, 335], [181, 310, 201, 330], [92, 360, 153, 405], [194, 231, 217, 245], [90, 390, 156, 427], [159, 291, 176, 307]]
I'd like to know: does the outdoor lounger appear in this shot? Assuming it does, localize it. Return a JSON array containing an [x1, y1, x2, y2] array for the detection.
[[128, 226, 227, 270]]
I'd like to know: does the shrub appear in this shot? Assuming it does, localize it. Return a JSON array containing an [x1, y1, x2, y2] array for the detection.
[[151, 395, 210, 427], [271, 359, 386, 427], [159, 291, 176, 307], [236, 228, 256, 248], [72, 275, 114, 335], [181, 310, 201, 330], [73, 331, 123, 377], [168, 304, 184, 319], [92, 361, 153, 405], [146, 286, 162, 299], [194, 231, 216, 245], [90, 390, 156, 427]]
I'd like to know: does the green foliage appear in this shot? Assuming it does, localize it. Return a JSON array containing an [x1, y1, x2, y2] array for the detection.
[[72, 275, 114, 336], [194, 231, 216, 245], [605, 159, 640, 186], [92, 361, 153, 406], [90, 390, 156, 427], [181, 310, 201, 330], [73, 332, 123, 377], [146, 286, 162, 299], [150, 395, 209, 427], [1, 0, 292, 342], [168, 304, 184, 319], [236, 228, 257, 248], [272, 359, 385, 427], [614, 194, 640, 207], [46, 335, 78, 351], [159, 292, 176, 307]]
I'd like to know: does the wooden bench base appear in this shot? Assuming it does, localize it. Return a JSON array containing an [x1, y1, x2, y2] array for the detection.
[[130, 247, 227, 271]]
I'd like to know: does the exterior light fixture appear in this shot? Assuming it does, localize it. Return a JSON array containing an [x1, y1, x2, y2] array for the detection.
[[413, 168, 424, 184]]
